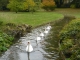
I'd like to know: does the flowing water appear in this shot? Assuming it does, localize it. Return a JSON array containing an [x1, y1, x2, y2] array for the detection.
[[0, 16, 74, 60]]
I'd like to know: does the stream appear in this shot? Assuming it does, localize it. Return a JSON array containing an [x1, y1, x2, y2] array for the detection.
[[0, 16, 74, 60]]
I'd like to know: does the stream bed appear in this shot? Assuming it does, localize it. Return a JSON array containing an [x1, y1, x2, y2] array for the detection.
[[0, 16, 74, 60]]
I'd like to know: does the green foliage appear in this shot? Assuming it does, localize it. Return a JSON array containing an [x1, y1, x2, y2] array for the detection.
[[7, 0, 36, 12], [66, 58, 71, 60], [60, 39, 73, 50], [0, 32, 14, 52], [27, 0, 36, 12], [70, 48, 80, 60], [60, 19, 80, 40], [34, 0, 42, 10], [59, 19, 80, 59], [41, 0, 56, 11], [71, 0, 80, 8], [0, 0, 8, 10], [70, 4, 76, 8], [0, 46, 7, 52], [7, 0, 25, 13], [0, 20, 3, 25]]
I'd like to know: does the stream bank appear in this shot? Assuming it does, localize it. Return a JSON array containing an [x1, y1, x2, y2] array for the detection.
[[0, 16, 75, 60], [43, 16, 75, 60]]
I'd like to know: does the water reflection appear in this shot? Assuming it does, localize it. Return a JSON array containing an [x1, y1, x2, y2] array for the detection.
[[27, 52, 30, 60], [7, 46, 20, 60]]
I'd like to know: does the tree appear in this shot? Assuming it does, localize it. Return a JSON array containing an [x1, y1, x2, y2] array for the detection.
[[54, 0, 65, 7], [42, 0, 56, 11], [71, 0, 80, 8], [34, 0, 42, 9], [27, 0, 36, 12], [0, 0, 9, 10], [7, 0, 36, 13], [7, 0, 26, 13]]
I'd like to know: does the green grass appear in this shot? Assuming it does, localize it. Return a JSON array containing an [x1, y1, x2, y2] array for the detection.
[[0, 12, 63, 27], [0, 9, 80, 27], [55, 8, 80, 18]]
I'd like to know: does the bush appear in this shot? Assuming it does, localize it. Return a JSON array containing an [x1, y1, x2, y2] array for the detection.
[[0, 32, 14, 52], [41, 0, 56, 11], [59, 19, 80, 59], [70, 4, 76, 8], [60, 19, 80, 41]]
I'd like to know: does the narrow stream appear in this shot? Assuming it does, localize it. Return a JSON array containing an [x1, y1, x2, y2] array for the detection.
[[43, 16, 74, 60], [0, 16, 74, 60]]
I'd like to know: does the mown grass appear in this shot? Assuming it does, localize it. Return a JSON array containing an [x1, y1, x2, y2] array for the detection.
[[0, 12, 63, 27], [55, 8, 80, 18]]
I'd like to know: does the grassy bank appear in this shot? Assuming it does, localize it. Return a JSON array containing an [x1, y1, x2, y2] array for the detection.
[[59, 18, 80, 60], [57, 9, 80, 60], [55, 8, 80, 18], [0, 12, 63, 27]]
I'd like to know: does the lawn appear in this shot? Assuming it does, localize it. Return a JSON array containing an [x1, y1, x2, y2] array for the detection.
[[55, 8, 80, 18], [0, 12, 63, 27]]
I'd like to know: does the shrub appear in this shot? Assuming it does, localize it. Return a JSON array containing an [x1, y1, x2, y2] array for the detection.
[[41, 0, 56, 11], [60, 19, 80, 41], [59, 19, 80, 59], [0, 32, 14, 52], [70, 4, 76, 8]]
